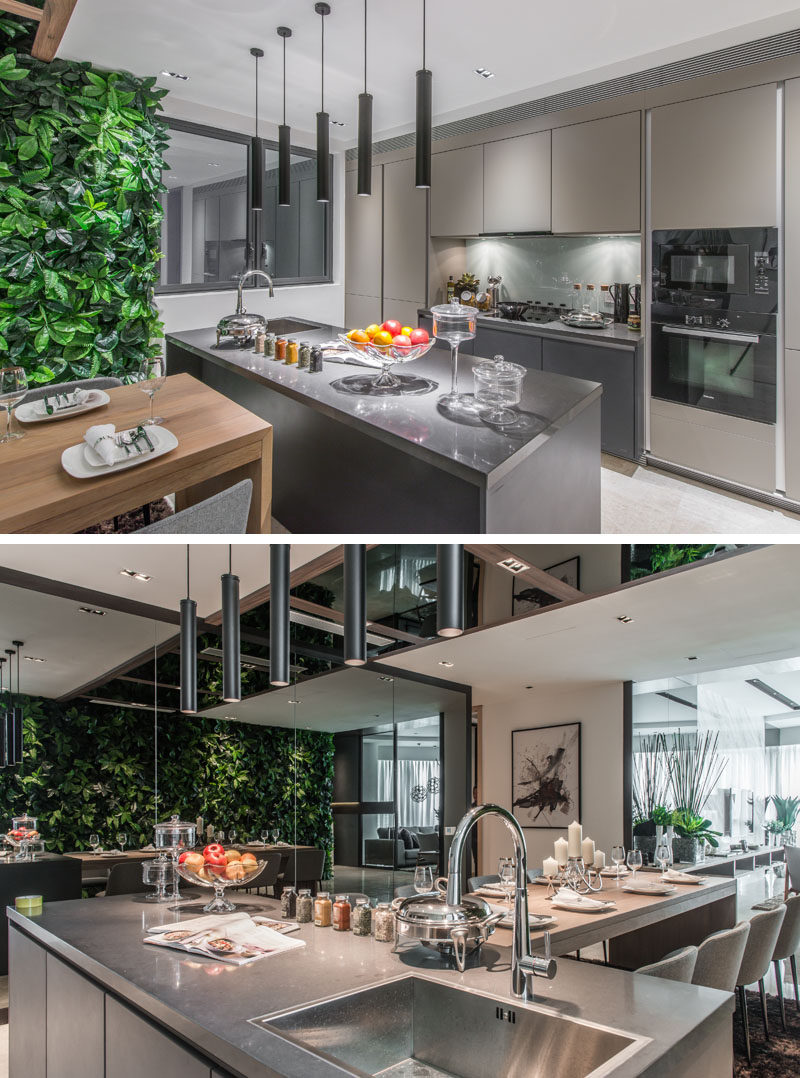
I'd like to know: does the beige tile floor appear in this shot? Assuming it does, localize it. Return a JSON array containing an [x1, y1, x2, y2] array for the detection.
[[602, 456, 800, 533]]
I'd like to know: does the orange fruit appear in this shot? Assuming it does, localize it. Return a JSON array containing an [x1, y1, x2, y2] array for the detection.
[[372, 329, 393, 347], [347, 328, 363, 341], [364, 323, 381, 339], [349, 329, 370, 349]]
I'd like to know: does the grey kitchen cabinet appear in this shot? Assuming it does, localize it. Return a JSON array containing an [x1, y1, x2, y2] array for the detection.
[[430, 145, 484, 236], [345, 292, 382, 328], [785, 80, 800, 350], [9, 928, 47, 1078], [106, 997, 212, 1078], [383, 156, 427, 310], [473, 325, 543, 370], [650, 84, 777, 230], [542, 338, 640, 460], [345, 165, 383, 297], [420, 313, 474, 355], [552, 112, 641, 234], [483, 131, 551, 234], [785, 348, 800, 500], [47, 953, 105, 1078]]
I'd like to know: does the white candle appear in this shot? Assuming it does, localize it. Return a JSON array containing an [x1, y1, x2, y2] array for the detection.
[[594, 850, 606, 870], [543, 856, 558, 878], [554, 837, 569, 866], [568, 820, 582, 858], [582, 837, 595, 864]]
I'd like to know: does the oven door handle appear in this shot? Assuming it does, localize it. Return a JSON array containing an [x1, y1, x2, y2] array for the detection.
[[661, 325, 760, 345]]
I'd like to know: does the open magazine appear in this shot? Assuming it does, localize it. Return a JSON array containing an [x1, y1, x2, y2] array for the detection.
[[144, 912, 305, 966]]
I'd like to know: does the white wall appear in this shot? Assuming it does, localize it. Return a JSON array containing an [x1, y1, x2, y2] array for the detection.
[[477, 680, 625, 876]]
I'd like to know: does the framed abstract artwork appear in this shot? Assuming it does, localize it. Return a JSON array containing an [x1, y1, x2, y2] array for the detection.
[[512, 556, 580, 616], [511, 721, 581, 828]]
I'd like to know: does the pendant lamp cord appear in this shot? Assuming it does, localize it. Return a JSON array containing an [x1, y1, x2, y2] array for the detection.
[[363, 0, 367, 94], [186, 545, 190, 599], [154, 622, 159, 826], [229, 543, 232, 575], [320, 8, 325, 111], [422, 0, 426, 70], [254, 50, 259, 138], [282, 35, 287, 124], [17, 645, 23, 780], [294, 704, 298, 887]]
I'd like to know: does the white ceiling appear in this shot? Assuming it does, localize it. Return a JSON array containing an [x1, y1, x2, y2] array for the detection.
[[377, 547, 800, 696], [58, 1, 800, 147]]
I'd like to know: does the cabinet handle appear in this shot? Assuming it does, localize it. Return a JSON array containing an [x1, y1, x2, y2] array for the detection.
[[661, 325, 760, 346]]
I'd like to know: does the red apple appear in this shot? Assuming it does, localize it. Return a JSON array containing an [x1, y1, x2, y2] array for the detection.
[[392, 334, 412, 353], [409, 327, 429, 346], [382, 319, 402, 337]]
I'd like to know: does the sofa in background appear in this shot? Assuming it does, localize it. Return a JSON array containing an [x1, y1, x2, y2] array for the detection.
[[363, 826, 439, 868]]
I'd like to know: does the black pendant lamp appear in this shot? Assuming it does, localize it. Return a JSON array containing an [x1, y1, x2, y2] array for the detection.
[[12, 640, 23, 763], [3, 649, 14, 767], [436, 545, 464, 638], [315, 2, 331, 203], [249, 46, 265, 215], [415, 0, 432, 189], [277, 26, 293, 207], [270, 545, 291, 687], [221, 545, 241, 704], [344, 545, 367, 666], [180, 547, 198, 715], [357, 0, 372, 196], [0, 657, 8, 768]]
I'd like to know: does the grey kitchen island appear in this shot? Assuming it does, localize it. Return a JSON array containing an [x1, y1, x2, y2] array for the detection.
[[166, 321, 602, 534], [8, 894, 734, 1078]]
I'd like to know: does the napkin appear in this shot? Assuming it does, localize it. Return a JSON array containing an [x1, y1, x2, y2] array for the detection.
[[84, 423, 123, 465], [36, 389, 87, 415], [552, 888, 610, 910]]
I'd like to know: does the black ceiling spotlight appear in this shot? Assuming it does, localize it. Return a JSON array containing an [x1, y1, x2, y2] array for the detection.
[[249, 46, 265, 216], [221, 545, 241, 704], [12, 640, 23, 764], [315, 2, 332, 203], [415, 0, 432, 189], [270, 544, 291, 687], [344, 545, 367, 666], [180, 547, 197, 715], [436, 545, 464, 638], [277, 26, 293, 207], [357, 0, 372, 196]]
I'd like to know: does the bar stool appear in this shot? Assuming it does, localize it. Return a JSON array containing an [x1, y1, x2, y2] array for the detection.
[[636, 945, 697, 982], [771, 894, 800, 1030], [692, 921, 750, 992], [735, 904, 786, 1063]]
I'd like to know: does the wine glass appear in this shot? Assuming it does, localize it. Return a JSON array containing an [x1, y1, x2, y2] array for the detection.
[[214, 830, 225, 844], [271, 828, 280, 845], [414, 865, 433, 894], [431, 300, 480, 418], [260, 829, 268, 845], [654, 842, 672, 877], [626, 849, 643, 883], [498, 856, 515, 901], [137, 355, 166, 426], [118, 832, 128, 854], [89, 833, 100, 854], [228, 827, 238, 846], [0, 366, 28, 443], [611, 845, 625, 887]]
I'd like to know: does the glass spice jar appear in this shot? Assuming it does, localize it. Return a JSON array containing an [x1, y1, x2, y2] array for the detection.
[[275, 337, 287, 362], [296, 888, 313, 923], [264, 333, 276, 358], [280, 886, 297, 919], [254, 331, 265, 354], [332, 894, 351, 931], [309, 346, 324, 373], [298, 341, 311, 369], [286, 339, 299, 365], [373, 902, 395, 943], [314, 891, 332, 927], [352, 900, 372, 936]]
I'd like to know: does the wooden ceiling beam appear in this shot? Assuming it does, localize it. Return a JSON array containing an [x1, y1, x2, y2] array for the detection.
[[465, 543, 583, 602], [31, 0, 78, 62], [0, 1, 43, 20]]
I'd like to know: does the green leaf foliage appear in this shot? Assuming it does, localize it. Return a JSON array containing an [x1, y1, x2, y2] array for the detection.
[[0, 696, 335, 876], [0, 17, 168, 385]]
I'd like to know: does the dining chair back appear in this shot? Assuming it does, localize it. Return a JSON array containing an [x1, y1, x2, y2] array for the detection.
[[279, 848, 326, 893], [231, 850, 282, 894], [736, 904, 787, 1062], [101, 860, 148, 897], [692, 921, 750, 992], [636, 946, 697, 983], [394, 884, 417, 899], [785, 845, 800, 898], [771, 894, 800, 1030], [467, 874, 501, 892], [136, 479, 253, 534], [22, 377, 123, 402]]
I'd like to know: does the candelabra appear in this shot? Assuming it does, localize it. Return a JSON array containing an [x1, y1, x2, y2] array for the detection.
[[544, 857, 604, 896]]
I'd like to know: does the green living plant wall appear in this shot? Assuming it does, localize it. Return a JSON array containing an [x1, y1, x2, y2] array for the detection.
[[0, 15, 168, 384], [0, 697, 335, 874]]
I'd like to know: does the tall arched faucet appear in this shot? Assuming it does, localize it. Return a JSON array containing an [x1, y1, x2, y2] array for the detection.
[[235, 269, 274, 314], [446, 803, 557, 997]]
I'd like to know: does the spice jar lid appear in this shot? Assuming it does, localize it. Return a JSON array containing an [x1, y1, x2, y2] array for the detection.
[[298, 888, 311, 895], [317, 891, 330, 899], [355, 898, 370, 906]]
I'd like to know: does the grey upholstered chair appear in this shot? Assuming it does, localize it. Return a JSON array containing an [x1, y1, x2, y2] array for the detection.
[[136, 479, 253, 534], [275, 848, 326, 897], [736, 904, 787, 1062], [771, 894, 800, 1030], [467, 874, 502, 892], [22, 376, 122, 402], [236, 850, 282, 895], [785, 845, 800, 898], [692, 921, 751, 992], [98, 861, 148, 897], [394, 884, 417, 899], [636, 946, 698, 983]]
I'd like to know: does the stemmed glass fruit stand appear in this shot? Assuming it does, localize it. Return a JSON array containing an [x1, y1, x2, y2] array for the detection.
[[5, 815, 44, 861], [153, 815, 196, 909], [333, 320, 437, 396], [175, 844, 267, 914], [431, 300, 480, 417]]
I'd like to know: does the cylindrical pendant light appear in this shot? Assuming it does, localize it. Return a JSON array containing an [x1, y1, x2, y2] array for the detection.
[[315, 2, 331, 204], [415, 0, 432, 189], [12, 640, 23, 764], [0, 657, 8, 768], [344, 545, 367, 666], [357, 0, 372, 196], [436, 545, 464, 638], [180, 548, 197, 714], [249, 47, 265, 214], [277, 26, 293, 207], [3, 649, 14, 767], [221, 546, 241, 704], [270, 544, 291, 687]]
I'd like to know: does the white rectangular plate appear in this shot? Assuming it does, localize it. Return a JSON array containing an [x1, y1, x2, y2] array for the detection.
[[61, 425, 178, 478], [488, 905, 558, 930], [621, 882, 677, 896], [662, 873, 706, 885], [17, 389, 110, 423]]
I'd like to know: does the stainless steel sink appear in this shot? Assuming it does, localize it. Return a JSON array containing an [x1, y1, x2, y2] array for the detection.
[[264, 317, 320, 336], [251, 976, 648, 1077]]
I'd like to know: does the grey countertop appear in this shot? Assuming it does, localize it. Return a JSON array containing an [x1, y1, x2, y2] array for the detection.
[[9, 895, 732, 1078], [420, 309, 643, 348], [166, 324, 602, 486]]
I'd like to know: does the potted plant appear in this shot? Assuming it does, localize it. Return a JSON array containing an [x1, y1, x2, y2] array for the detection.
[[667, 732, 725, 863], [768, 795, 799, 845], [632, 734, 671, 863]]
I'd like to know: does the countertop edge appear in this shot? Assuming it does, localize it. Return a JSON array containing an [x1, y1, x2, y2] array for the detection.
[[419, 309, 643, 349]]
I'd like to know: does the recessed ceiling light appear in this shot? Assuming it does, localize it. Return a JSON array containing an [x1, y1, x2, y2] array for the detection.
[[474, 67, 495, 79], [438, 661, 454, 668], [119, 568, 152, 582], [330, 119, 346, 127], [687, 655, 699, 661], [617, 615, 634, 624], [207, 162, 220, 167], [79, 606, 106, 616], [24, 656, 46, 663], [497, 556, 531, 574], [378, 675, 394, 682], [525, 685, 534, 690], [287, 699, 302, 704], [224, 714, 238, 720], [161, 70, 189, 81]]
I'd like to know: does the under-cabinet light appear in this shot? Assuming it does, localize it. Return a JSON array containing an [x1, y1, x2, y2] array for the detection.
[[119, 568, 151, 582]]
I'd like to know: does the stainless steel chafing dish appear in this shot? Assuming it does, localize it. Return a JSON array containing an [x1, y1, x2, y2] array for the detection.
[[559, 311, 612, 329], [215, 269, 274, 346], [393, 888, 503, 971]]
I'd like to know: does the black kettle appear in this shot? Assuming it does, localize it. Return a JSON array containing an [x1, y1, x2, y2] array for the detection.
[[609, 283, 630, 324], [628, 283, 641, 316]]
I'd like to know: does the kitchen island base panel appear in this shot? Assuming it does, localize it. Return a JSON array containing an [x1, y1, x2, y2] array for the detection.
[[608, 889, 736, 970]]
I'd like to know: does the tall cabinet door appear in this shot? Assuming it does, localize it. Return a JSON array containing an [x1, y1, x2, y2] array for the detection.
[[483, 131, 551, 234], [785, 78, 800, 352], [345, 165, 383, 324], [650, 84, 777, 229], [430, 145, 484, 236], [382, 156, 428, 324]]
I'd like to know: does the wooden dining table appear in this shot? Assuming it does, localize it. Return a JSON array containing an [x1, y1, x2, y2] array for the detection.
[[0, 373, 272, 533], [64, 843, 314, 884]]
